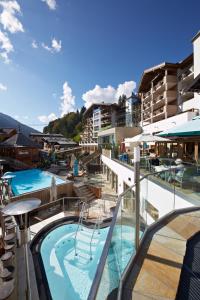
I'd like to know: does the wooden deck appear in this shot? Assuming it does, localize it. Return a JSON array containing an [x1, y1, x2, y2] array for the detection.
[[122, 208, 200, 300]]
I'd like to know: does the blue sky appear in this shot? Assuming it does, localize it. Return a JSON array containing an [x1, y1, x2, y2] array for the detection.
[[0, 0, 200, 131]]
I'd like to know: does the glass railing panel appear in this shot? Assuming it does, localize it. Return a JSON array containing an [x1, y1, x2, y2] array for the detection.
[[93, 186, 138, 300], [94, 199, 122, 300], [121, 189, 136, 272]]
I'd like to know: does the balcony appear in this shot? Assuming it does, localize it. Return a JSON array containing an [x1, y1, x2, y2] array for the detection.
[[143, 91, 152, 102], [143, 104, 151, 111], [180, 90, 194, 101], [153, 105, 177, 122], [143, 111, 151, 121], [153, 75, 177, 96], [180, 70, 194, 82], [152, 90, 177, 110]]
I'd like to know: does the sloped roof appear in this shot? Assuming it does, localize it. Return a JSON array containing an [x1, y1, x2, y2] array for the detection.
[[138, 62, 179, 93], [0, 132, 40, 148], [42, 137, 77, 145], [30, 133, 63, 137]]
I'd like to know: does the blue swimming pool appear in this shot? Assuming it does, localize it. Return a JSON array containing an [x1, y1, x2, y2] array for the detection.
[[11, 169, 65, 196], [39, 223, 139, 300], [40, 224, 109, 300]]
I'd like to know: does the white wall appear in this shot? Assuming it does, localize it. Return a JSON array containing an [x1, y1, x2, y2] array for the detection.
[[102, 155, 135, 193], [102, 155, 196, 226], [142, 111, 196, 134], [192, 33, 200, 108], [181, 97, 200, 111], [193, 34, 200, 77]]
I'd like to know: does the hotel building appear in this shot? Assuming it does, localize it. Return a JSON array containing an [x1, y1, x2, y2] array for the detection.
[[139, 33, 200, 135]]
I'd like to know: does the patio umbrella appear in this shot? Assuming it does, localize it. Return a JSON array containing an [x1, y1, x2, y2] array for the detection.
[[50, 176, 57, 202], [124, 133, 170, 144]]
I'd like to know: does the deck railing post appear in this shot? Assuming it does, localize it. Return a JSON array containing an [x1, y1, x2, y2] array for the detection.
[[62, 198, 65, 212], [134, 145, 140, 251]]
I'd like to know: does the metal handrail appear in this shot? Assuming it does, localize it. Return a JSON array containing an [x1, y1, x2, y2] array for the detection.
[[74, 201, 87, 256], [88, 167, 180, 300], [89, 214, 102, 260]]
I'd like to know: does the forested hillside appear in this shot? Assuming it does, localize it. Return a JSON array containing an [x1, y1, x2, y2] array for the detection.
[[43, 107, 86, 142]]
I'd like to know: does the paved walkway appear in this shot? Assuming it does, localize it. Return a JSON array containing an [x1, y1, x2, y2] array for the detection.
[[123, 208, 200, 300]]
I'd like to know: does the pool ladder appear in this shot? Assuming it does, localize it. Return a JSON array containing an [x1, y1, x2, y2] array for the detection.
[[89, 215, 102, 260], [74, 202, 88, 256]]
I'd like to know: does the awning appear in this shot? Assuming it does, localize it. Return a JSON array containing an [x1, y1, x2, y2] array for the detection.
[[186, 73, 200, 93], [158, 116, 200, 137]]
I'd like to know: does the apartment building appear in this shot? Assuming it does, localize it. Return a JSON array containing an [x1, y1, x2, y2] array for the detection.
[[80, 103, 117, 151], [98, 94, 141, 147], [138, 33, 200, 135], [80, 95, 141, 151], [139, 62, 179, 127]]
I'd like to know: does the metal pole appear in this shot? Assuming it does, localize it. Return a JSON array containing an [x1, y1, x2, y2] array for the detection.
[[24, 213, 31, 300], [134, 145, 140, 250]]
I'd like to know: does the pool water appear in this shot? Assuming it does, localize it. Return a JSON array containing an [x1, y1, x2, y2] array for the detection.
[[40, 224, 109, 300], [96, 225, 143, 300], [40, 223, 139, 300], [11, 169, 65, 196]]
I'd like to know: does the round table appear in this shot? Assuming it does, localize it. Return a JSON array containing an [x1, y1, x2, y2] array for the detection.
[[1, 174, 15, 181], [1, 198, 41, 216], [1, 198, 41, 300]]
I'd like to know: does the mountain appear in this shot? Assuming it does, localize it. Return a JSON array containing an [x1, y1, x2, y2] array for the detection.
[[0, 112, 40, 137], [43, 107, 86, 142]]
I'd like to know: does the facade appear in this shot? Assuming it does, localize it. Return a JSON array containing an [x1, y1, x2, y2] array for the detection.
[[0, 132, 40, 166], [139, 62, 179, 127], [98, 126, 142, 147], [81, 96, 141, 151], [0, 128, 17, 143], [80, 103, 117, 146], [139, 33, 200, 135], [42, 137, 77, 151], [29, 133, 64, 147]]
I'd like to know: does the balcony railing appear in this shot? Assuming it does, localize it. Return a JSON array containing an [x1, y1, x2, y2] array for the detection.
[[88, 161, 200, 300]]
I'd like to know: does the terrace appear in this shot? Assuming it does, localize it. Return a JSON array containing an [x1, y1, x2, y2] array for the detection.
[[1, 141, 200, 300]]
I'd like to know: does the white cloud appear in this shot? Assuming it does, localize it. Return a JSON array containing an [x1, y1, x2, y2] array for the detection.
[[52, 38, 61, 52], [0, 82, 7, 91], [60, 81, 75, 117], [38, 82, 76, 124], [42, 38, 62, 53], [0, 29, 13, 63], [31, 40, 38, 49], [82, 80, 136, 108], [38, 113, 57, 123], [42, 0, 56, 10], [0, 0, 24, 34]]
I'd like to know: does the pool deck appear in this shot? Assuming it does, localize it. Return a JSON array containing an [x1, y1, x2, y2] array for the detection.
[[122, 208, 200, 300], [30, 198, 114, 239]]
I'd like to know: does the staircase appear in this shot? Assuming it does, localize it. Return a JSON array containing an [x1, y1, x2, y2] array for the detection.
[[74, 202, 102, 262], [80, 151, 100, 167], [73, 182, 97, 203]]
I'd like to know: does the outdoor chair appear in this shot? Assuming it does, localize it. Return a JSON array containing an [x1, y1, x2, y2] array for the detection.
[[174, 167, 196, 189], [140, 157, 147, 169]]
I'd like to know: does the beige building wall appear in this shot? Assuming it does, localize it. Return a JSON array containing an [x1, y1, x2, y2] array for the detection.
[[98, 126, 142, 144]]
